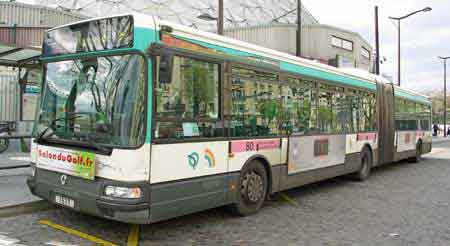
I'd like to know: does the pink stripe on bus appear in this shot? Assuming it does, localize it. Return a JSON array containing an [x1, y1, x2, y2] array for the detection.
[[357, 133, 377, 142], [231, 139, 280, 153]]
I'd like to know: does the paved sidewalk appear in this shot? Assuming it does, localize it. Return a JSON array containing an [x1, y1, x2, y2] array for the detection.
[[432, 136, 450, 144], [0, 152, 40, 208]]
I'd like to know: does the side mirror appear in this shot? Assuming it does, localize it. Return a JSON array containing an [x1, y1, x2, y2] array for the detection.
[[159, 51, 174, 84]]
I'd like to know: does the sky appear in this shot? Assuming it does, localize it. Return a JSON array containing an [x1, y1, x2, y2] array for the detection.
[[17, 0, 448, 93], [301, 0, 447, 93]]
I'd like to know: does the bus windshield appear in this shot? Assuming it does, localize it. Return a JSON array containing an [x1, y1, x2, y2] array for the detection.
[[35, 54, 146, 148], [43, 15, 133, 57]]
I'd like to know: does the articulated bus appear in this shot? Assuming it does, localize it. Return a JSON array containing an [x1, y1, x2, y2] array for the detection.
[[27, 13, 432, 224]]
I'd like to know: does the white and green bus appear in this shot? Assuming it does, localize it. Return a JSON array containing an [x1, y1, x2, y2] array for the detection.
[[27, 13, 432, 224]]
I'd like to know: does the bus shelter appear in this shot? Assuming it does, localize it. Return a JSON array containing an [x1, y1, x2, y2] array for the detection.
[[0, 42, 41, 149]]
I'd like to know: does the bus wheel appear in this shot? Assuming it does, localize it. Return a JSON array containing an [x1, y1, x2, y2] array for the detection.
[[410, 141, 422, 163], [231, 160, 268, 216], [352, 148, 372, 181]]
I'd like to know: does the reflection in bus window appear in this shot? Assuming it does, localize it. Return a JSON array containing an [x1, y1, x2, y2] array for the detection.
[[318, 84, 347, 134], [230, 68, 280, 137], [395, 98, 430, 131], [154, 56, 221, 139], [280, 78, 317, 135]]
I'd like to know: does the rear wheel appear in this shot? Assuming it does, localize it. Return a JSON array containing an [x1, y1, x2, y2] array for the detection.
[[410, 141, 422, 163], [230, 160, 268, 216], [352, 147, 372, 181]]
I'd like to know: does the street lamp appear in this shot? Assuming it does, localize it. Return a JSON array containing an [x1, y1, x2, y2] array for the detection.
[[389, 7, 432, 87], [439, 56, 450, 137], [197, 0, 223, 35], [295, 0, 302, 57]]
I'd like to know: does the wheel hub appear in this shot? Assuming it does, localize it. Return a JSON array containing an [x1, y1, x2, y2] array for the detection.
[[241, 171, 264, 203]]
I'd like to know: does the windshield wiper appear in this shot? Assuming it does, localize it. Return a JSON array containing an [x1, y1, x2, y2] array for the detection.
[[35, 113, 83, 143], [80, 134, 112, 154]]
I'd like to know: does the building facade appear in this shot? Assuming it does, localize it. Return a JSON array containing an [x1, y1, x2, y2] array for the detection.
[[0, 1, 86, 47], [225, 23, 374, 72]]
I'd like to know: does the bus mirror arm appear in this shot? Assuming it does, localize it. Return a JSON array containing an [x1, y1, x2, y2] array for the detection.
[[159, 50, 174, 84]]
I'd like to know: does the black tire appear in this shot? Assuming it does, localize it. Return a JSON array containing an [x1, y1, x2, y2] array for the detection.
[[352, 147, 372, 181], [230, 160, 268, 216], [410, 141, 422, 163]]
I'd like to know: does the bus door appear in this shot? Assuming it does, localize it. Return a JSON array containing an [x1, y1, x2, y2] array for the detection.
[[377, 83, 395, 165]]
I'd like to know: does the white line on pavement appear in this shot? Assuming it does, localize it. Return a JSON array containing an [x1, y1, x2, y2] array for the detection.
[[45, 241, 79, 246], [7, 157, 30, 162], [0, 234, 22, 245]]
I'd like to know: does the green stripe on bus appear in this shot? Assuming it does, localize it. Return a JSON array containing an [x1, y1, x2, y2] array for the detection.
[[134, 27, 157, 143], [394, 89, 430, 105], [146, 60, 153, 144], [280, 62, 377, 90], [134, 27, 157, 51]]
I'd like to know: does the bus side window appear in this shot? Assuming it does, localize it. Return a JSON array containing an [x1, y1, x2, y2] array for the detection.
[[280, 78, 317, 135], [154, 56, 223, 140], [229, 67, 281, 137]]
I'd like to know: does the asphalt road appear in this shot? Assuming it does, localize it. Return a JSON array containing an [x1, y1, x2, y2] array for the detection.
[[1, 142, 450, 246]]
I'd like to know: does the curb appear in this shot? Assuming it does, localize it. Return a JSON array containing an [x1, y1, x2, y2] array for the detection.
[[0, 200, 55, 218]]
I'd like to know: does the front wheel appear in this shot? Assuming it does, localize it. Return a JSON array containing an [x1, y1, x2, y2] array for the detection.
[[230, 160, 268, 216]]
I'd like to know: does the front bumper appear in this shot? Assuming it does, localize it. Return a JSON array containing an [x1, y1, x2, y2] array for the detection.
[[27, 166, 151, 224]]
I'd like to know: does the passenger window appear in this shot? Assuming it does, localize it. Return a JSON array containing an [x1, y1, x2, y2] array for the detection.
[[229, 67, 280, 137], [154, 56, 222, 139], [318, 84, 347, 134], [280, 78, 317, 135]]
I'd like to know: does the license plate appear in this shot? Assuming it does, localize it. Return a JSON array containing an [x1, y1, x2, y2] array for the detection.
[[54, 194, 75, 208]]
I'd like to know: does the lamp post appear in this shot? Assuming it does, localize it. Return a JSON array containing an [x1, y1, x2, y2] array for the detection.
[[374, 6, 380, 75], [197, 0, 224, 35], [296, 0, 302, 57], [270, 0, 302, 57], [389, 7, 432, 87], [439, 56, 450, 137]]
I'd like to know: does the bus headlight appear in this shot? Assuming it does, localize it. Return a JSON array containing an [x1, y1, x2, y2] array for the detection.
[[104, 186, 142, 199]]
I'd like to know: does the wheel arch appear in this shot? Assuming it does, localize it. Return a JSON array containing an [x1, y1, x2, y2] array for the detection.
[[416, 138, 423, 154], [417, 138, 423, 146], [361, 143, 373, 156]]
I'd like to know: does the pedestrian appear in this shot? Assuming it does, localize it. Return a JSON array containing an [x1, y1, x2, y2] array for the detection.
[[433, 124, 439, 136], [447, 127, 450, 137]]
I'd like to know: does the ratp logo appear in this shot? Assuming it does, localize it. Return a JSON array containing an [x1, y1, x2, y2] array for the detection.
[[187, 149, 216, 170], [204, 149, 216, 168], [187, 152, 200, 170]]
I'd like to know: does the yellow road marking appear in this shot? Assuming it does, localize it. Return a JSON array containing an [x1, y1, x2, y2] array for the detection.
[[38, 219, 118, 246], [280, 193, 299, 207], [127, 224, 140, 246]]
